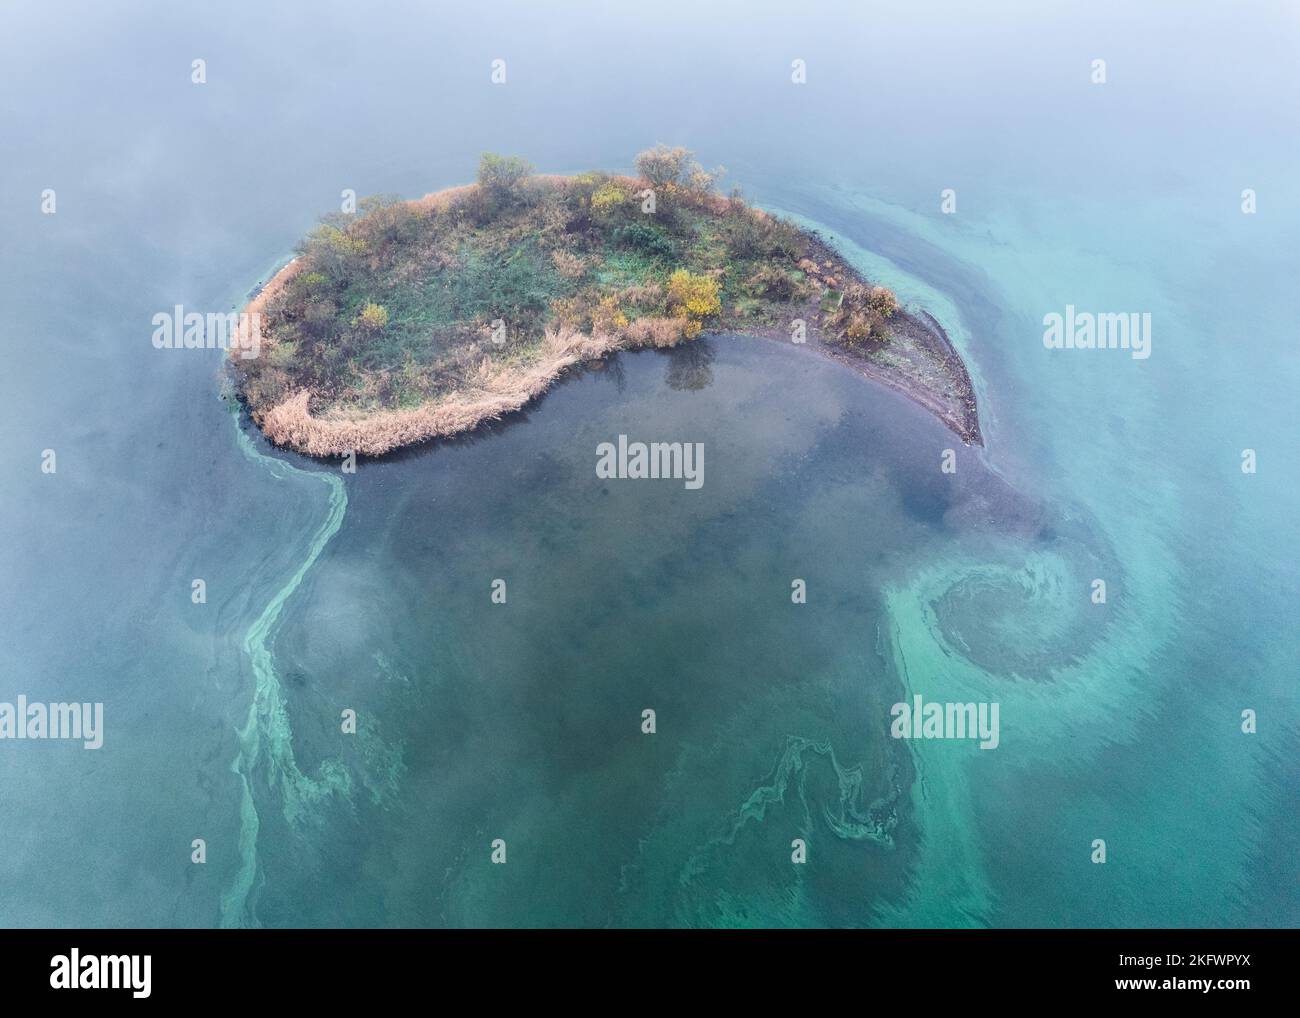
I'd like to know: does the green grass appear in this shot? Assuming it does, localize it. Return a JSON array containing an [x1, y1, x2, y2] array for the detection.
[[237, 175, 875, 422]]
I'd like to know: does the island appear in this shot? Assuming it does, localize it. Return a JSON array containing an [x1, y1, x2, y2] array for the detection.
[[231, 147, 980, 456]]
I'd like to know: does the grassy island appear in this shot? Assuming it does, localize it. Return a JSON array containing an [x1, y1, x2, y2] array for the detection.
[[232, 147, 980, 456]]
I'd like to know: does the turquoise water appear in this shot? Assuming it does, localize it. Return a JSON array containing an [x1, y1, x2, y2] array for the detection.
[[0, 0, 1295, 927]]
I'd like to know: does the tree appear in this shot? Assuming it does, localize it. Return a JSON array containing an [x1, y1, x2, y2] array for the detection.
[[633, 146, 722, 194], [635, 145, 691, 188], [665, 340, 715, 390]]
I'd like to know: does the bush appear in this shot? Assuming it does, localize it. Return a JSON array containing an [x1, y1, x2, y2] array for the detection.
[[722, 203, 802, 260], [300, 224, 366, 282], [667, 269, 721, 337], [633, 145, 720, 192], [356, 302, 389, 332], [745, 264, 800, 301], [449, 185, 495, 226], [590, 182, 631, 216], [623, 315, 689, 348], [842, 310, 885, 346], [635, 145, 692, 188], [591, 295, 628, 336], [551, 249, 587, 280], [829, 284, 893, 347], [356, 200, 424, 255], [302, 298, 339, 339], [618, 282, 664, 308], [477, 153, 533, 203], [612, 222, 675, 260], [868, 285, 899, 317], [566, 171, 609, 209], [765, 218, 803, 259]]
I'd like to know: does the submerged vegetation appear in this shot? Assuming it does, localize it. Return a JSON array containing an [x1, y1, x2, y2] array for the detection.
[[233, 146, 979, 455]]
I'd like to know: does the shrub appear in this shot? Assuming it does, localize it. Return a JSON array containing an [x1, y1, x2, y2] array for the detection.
[[765, 217, 803, 259], [266, 341, 299, 370], [635, 145, 692, 188], [667, 269, 721, 335], [835, 307, 886, 348], [532, 191, 577, 239], [546, 294, 585, 331], [477, 153, 533, 202], [296, 271, 329, 294], [723, 203, 802, 260], [356, 199, 424, 255], [633, 146, 721, 204], [449, 185, 495, 225], [623, 315, 689, 348], [590, 182, 631, 215], [612, 222, 675, 260], [618, 282, 664, 308], [551, 250, 587, 280], [591, 295, 629, 336], [566, 171, 610, 208], [356, 302, 389, 332], [745, 264, 800, 301], [301, 224, 366, 281], [685, 164, 720, 193], [302, 298, 339, 338], [868, 285, 899, 317]]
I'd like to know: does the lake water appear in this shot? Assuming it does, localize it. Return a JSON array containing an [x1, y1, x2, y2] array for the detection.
[[1, 0, 1295, 927]]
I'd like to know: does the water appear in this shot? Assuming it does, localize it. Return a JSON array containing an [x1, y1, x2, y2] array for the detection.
[[1, 0, 1295, 928]]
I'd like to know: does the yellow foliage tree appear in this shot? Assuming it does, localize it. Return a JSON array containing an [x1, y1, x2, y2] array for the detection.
[[667, 269, 721, 338]]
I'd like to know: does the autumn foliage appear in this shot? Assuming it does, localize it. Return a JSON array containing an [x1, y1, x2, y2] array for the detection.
[[232, 146, 903, 457]]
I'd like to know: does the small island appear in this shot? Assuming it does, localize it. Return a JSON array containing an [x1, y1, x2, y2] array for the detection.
[[232, 147, 980, 456]]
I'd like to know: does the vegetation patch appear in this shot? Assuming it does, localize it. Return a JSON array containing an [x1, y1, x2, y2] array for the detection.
[[232, 146, 979, 455]]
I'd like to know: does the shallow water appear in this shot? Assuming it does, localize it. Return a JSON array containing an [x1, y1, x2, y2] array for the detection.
[[1, 0, 1295, 927]]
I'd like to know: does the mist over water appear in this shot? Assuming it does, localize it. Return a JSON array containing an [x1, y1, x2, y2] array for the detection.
[[1, 1, 1295, 927]]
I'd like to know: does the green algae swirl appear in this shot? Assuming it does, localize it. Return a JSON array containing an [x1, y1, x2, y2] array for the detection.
[[220, 405, 351, 928]]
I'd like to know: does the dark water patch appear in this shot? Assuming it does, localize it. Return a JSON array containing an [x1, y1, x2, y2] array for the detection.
[[244, 333, 1134, 923], [256, 338, 961, 924]]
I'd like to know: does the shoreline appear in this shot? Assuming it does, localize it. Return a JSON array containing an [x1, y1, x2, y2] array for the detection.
[[234, 178, 981, 457], [752, 233, 981, 446]]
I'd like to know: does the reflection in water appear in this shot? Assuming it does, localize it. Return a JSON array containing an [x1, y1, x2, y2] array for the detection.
[[246, 334, 1118, 927], [2, 0, 1294, 930], [664, 339, 716, 392]]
